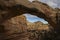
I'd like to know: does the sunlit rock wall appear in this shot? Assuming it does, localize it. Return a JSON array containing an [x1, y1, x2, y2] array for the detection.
[[27, 21, 50, 31], [2, 15, 27, 35]]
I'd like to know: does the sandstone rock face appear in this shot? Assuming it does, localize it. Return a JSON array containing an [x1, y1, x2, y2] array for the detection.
[[0, 0, 59, 40], [0, 0, 57, 28], [27, 21, 50, 31], [26, 21, 54, 40], [1, 15, 27, 40]]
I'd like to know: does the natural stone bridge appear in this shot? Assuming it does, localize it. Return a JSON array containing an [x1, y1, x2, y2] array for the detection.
[[0, 0, 57, 30], [0, 0, 59, 40]]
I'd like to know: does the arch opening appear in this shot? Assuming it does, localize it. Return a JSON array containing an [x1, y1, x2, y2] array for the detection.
[[0, 2, 56, 39], [24, 14, 48, 24], [23, 13, 53, 31]]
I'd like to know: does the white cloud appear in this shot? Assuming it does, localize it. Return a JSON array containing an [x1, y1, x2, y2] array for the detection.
[[28, 0, 34, 2], [38, 0, 47, 3], [39, 0, 58, 8], [47, 1, 57, 8], [28, 0, 39, 2]]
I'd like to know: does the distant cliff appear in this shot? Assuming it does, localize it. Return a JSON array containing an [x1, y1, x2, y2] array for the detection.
[[27, 21, 50, 31]]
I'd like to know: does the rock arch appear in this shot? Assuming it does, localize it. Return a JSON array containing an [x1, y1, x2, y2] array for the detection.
[[0, 0, 59, 40], [0, 0, 57, 31]]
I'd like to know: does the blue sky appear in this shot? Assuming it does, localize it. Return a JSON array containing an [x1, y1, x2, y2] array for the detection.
[[24, 14, 48, 24], [24, 0, 60, 24]]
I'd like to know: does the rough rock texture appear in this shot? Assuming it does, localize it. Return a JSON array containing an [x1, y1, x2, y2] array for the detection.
[[0, 0, 56, 28], [26, 21, 55, 40], [27, 21, 50, 31], [1, 15, 27, 40], [55, 8, 60, 33], [0, 0, 59, 40]]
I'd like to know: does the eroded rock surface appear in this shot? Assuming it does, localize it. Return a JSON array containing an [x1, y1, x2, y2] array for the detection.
[[1, 15, 27, 40], [0, 0, 59, 40], [27, 21, 51, 31], [0, 0, 57, 28]]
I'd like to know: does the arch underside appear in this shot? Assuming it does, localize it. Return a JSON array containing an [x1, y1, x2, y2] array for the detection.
[[0, 0, 59, 40], [0, 4, 56, 28], [0, 0, 57, 31]]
